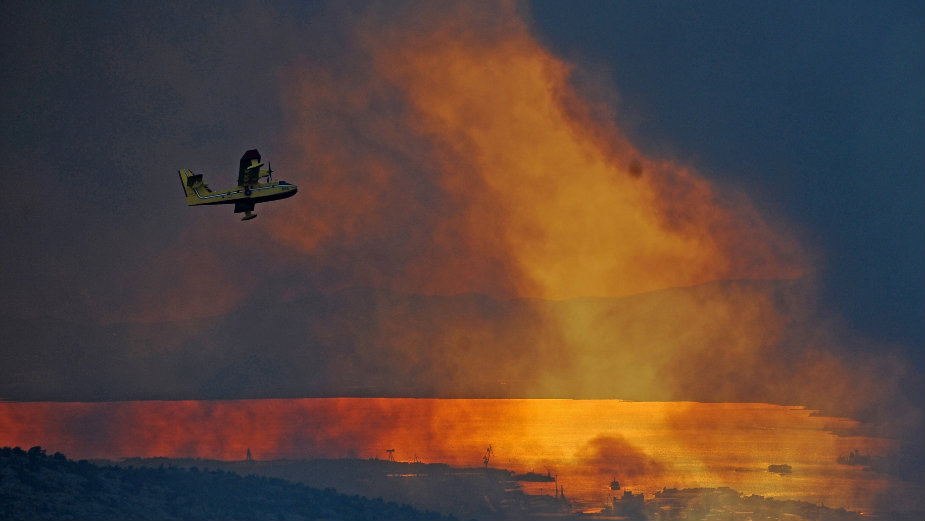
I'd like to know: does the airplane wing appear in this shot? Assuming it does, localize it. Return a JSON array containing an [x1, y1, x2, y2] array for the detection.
[[238, 149, 262, 186]]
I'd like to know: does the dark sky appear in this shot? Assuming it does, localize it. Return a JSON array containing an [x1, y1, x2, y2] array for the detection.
[[1, 0, 921, 372], [529, 1, 924, 359]]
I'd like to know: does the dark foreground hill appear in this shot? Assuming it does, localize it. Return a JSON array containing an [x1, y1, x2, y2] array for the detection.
[[0, 446, 448, 521]]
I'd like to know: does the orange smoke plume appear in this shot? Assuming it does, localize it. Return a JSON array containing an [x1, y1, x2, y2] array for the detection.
[[273, 1, 805, 300], [30, 4, 913, 506], [262, 3, 919, 492], [574, 434, 667, 479]]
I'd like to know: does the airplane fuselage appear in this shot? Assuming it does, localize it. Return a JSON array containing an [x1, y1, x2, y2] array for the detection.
[[178, 167, 297, 220], [183, 177, 297, 207]]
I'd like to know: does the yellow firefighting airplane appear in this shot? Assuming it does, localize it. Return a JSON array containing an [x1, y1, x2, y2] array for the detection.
[[179, 149, 297, 220]]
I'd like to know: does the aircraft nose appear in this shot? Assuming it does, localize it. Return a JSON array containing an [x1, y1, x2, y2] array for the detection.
[[278, 180, 297, 198]]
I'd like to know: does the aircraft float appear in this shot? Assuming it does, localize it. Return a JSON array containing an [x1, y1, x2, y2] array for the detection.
[[179, 149, 297, 220]]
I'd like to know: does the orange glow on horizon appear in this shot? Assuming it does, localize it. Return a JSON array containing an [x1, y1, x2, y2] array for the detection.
[[44, 5, 917, 514], [0, 399, 904, 512], [92, 3, 915, 455], [64, 10, 918, 502]]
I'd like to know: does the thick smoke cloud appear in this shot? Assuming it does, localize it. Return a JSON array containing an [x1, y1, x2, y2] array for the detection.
[[269, 1, 806, 301], [0, 0, 921, 504], [256, 1, 919, 464], [574, 434, 667, 479]]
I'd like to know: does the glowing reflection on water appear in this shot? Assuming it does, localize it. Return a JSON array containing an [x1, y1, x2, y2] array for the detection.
[[0, 399, 914, 512]]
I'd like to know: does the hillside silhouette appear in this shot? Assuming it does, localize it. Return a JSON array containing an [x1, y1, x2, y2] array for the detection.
[[0, 446, 448, 520]]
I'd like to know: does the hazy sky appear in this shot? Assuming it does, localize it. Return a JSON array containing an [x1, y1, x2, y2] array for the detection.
[[529, 1, 924, 357], [1, 0, 921, 370]]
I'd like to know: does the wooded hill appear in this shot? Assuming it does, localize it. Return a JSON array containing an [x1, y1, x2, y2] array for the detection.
[[0, 446, 449, 520]]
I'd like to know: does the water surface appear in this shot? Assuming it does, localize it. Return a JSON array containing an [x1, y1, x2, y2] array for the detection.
[[0, 398, 915, 512]]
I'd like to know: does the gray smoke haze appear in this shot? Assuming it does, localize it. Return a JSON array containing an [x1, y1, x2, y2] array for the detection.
[[1, 0, 921, 490]]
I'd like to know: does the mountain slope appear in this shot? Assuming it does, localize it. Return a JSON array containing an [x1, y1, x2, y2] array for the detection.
[[0, 446, 448, 521]]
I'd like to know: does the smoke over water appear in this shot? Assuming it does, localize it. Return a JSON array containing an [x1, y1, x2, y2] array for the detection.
[[241, 0, 919, 468], [2, 0, 921, 514], [0, 399, 917, 512]]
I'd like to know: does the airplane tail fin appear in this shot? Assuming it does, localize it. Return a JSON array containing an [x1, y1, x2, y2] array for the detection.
[[178, 169, 208, 206]]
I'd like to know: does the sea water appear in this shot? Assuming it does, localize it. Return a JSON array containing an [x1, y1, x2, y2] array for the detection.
[[0, 398, 918, 513]]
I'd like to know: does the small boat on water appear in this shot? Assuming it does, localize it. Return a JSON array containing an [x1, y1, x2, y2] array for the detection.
[[768, 464, 792, 474]]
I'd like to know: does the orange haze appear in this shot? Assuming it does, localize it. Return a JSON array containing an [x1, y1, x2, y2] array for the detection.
[[45, 4, 917, 512], [0, 399, 911, 512], [274, 1, 805, 300], [88, 0, 918, 469]]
